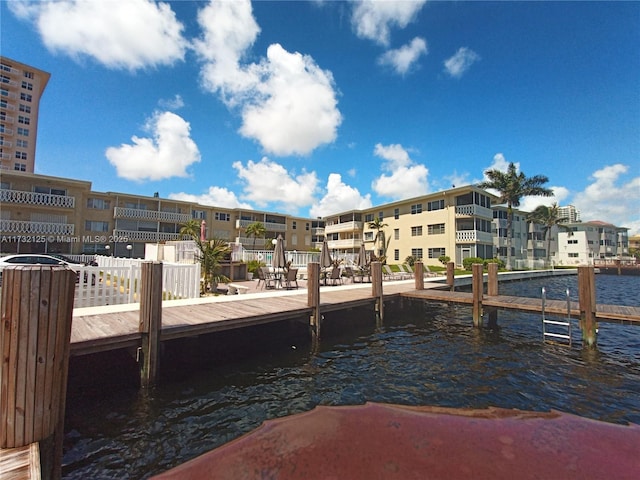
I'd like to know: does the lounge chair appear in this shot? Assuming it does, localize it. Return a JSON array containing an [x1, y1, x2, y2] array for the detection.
[[383, 265, 402, 280], [282, 268, 299, 290], [398, 264, 414, 279]]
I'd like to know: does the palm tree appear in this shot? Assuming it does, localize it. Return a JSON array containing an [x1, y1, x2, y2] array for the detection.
[[368, 217, 388, 261], [179, 219, 201, 240], [478, 162, 553, 270], [245, 221, 266, 253], [195, 237, 231, 294], [527, 203, 568, 266]]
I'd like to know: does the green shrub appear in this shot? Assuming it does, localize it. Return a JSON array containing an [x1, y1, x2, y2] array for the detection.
[[438, 255, 450, 266], [462, 257, 484, 271], [483, 258, 505, 269], [247, 259, 265, 274], [405, 255, 416, 266]]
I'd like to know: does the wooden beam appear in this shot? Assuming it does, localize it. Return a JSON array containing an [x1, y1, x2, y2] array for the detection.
[[472, 264, 484, 328], [414, 262, 424, 290], [578, 266, 597, 348], [307, 262, 320, 338], [371, 262, 383, 320], [139, 261, 163, 388], [446, 262, 455, 291]]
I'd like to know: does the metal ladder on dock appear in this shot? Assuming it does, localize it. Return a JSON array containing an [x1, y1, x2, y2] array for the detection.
[[541, 287, 572, 347]]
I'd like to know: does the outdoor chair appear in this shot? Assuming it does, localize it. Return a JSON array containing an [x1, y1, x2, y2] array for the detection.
[[282, 268, 299, 290], [383, 264, 402, 281], [328, 266, 343, 286], [398, 264, 414, 279], [260, 267, 277, 289]]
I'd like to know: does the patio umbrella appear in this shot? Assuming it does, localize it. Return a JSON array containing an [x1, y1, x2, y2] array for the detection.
[[200, 219, 206, 242], [320, 239, 333, 269], [152, 403, 640, 480], [357, 243, 367, 268], [272, 235, 286, 270]]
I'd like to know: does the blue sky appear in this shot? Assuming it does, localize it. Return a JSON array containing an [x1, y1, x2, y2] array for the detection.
[[2, 0, 639, 234]]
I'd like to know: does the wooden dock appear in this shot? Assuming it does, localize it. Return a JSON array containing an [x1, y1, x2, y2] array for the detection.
[[0, 443, 40, 480]]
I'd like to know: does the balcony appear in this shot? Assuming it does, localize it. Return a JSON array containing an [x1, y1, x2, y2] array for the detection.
[[324, 221, 362, 235], [112, 229, 181, 242], [113, 207, 191, 223], [1, 219, 75, 235], [456, 230, 494, 243], [455, 205, 493, 219], [235, 236, 282, 248], [235, 219, 287, 232], [0, 189, 75, 208], [327, 238, 361, 250], [311, 227, 325, 236]]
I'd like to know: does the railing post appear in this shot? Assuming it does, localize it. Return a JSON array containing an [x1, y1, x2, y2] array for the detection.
[[446, 262, 455, 291], [371, 261, 383, 320], [578, 266, 597, 348], [472, 263, 484, 327], [414, 262, 424, 290], [139, 261, 163, 388], [1, 265, 76, 480], [307, 262, 320, 338]]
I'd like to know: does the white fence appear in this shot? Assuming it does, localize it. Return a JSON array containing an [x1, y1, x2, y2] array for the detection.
[[74, 257, 200, 308]]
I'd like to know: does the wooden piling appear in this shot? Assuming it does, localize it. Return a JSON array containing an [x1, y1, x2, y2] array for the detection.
[[371, 262, 384, 320], [1, 265, 76, 480], [307, 262, 320, 338], [486, 263, 499, 328], [471, 263, 484, 327], [139, 261, 163, 388], [446, 262, 455, 291], [578, 266, 597, 348], [414, 262, 424, 290]]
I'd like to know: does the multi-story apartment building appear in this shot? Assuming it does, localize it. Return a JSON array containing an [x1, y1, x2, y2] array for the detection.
[[324, 186, 497, 266], [492, 205, 550, 269], [556, 221, 629, 266], [0, 56, 50, 173], [557, 204, 580, 223]]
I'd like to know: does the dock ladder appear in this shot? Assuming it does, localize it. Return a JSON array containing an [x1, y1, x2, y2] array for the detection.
[[542, 287, 572, 347]]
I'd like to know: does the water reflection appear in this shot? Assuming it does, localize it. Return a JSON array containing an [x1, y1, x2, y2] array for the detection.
[[63, 274, 640, 479]]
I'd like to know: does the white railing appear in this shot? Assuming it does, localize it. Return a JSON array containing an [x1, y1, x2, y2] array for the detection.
[[328, 238, 361, 249], [0, 189, 75, 208], [112, 229, 182, 242], [113, 207, 191, 223], [235, 219, 288, 232], [455, 230, 493, 243], [0, 219, 75, 235], [74, 257, 200, 308], [324, 221, 362, 234], [455, 205, 493, 219]]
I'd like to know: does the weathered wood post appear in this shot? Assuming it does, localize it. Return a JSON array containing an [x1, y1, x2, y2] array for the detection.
[[307, 262, 320, 338], [371, 261, 383, 320], [486, 262, 499, 329], [1, 265, 76, 480], [139, 261, 162, 388], [446, 262, 455, 291], [414, 262, 424, 290], [471, 263, 484, 327], [578, 266, 597, 348]]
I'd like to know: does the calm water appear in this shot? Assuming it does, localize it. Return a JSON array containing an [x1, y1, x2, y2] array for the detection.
[[62, 274, 640, 479]]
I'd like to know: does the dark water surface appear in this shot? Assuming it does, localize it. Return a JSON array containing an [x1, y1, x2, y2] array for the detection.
[[62, 274, 640, 479]]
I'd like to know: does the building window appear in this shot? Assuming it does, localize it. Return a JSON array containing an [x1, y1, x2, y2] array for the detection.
[[292, 221, 297, 230], [428, 223, 445, 235], [364, 231, 374, 241], [0, 75, 9, 84], [21, 81, 33, 91], [411, 248, 423, 259], [411, 226, 423, 236], [15, 151, 27, 160], [14, 163, 26, 171], [85, 221, 110, 232], [394, 249, 399, 261], [214, 212, 230, 221], [306, 223, 309, 231], [378, 211, 384, 220], [24, 71, 34, 79], [567, 239, 578, 245], [17, 127, 29, 136], [19, 104, 31, 114], [192, 210, 206, 219], [428, 248, 446, 258], [364, 213, 374, 222], [16, 139, 28, 148], [35, 186, 66, 196], [410, 203, 422, 214], [568, 253, 579, 258], [427, 199, 445, 211], [20, 93, 32, 102], [87, 198, 111, 209], [291, 234, 298, 244], [18, 116, 30, 125], [394, 228, 399, 240], [394, 208, 399, 219]]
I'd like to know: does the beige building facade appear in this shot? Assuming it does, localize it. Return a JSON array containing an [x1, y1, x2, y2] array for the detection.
[[0, 56, 50, 173]]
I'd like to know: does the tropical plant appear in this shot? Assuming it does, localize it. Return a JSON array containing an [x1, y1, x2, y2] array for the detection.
[[246, 259, 265, 275], [368, 217, 389, 260], [245, 221, 266, 252], [527, 202, 569, 266], [438, 255, 451, 266], [195, 237, 231, 294], [477, 162, 553, 270], [179, 219, 201, 240], [405, 255, 416, 266]]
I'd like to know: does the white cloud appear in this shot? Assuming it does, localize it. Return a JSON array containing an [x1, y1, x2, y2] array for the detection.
[[169, 186, 252, 210], [106, 111, 200, 181], [519, 186, 570, 213], [195, 1, 342, 156], [351, 0, 427, 46], [484, 153, 518, 179], [371, 143, 429, 199], [232, 157, 319, 213], [158, 94, 185, 110], [310, 173, 372, 218], [572, 164, 640, 233], [9, 0, 187, 70], [377, 37, 428, 75], [444, 47, 480, 78]]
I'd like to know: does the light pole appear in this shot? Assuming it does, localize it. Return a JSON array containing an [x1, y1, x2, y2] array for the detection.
[[126, 244, 132, 258], [105, 245, 111, 256]]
